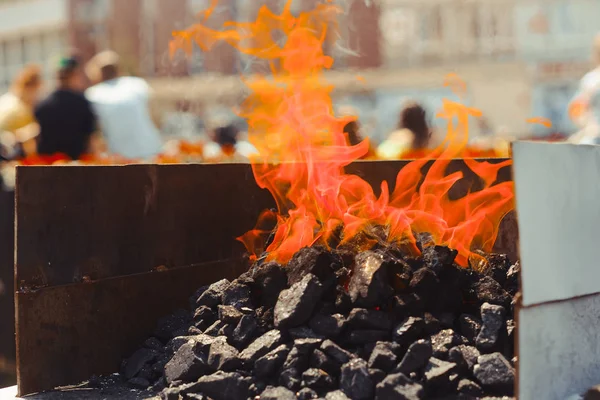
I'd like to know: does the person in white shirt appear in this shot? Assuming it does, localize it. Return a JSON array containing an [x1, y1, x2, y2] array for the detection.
[[84, 51, 162, 159], [568, 34, 600, 145]]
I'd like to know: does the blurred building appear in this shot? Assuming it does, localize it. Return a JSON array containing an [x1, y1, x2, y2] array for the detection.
[[0, 0, 598, 137]]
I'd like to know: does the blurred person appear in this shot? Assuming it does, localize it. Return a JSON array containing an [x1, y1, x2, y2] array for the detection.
[[377, 101, 431, 159], [35, 56, 97, 160], [203, 124, 258, 162], [338, 105, 375, 159], [85, 50, 162, 159], [568, 33, 600, 145], [0, 64, 43, 159], [343, 120, 376, 159]]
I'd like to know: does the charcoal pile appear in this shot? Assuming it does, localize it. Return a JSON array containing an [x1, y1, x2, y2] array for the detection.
[[122, 236, 519, 400]]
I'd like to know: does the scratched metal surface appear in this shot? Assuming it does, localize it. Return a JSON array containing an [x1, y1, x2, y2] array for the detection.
[[518, 293, 600, 400]]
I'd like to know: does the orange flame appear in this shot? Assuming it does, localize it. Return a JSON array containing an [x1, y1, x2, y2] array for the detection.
[[526, 117, 552, 128], [171, 1, 514, 266]]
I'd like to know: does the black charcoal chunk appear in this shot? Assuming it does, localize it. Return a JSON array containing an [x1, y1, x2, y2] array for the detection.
[[207, 336, 241, 371], [185, 394, 207, 400], [295, 338, 325, 353], [476, 303, 506, 352], [204, 320, 225, 337], [160, 381, 202, 400], [392, 293, 424, 319], [457, 379, 483, 397], [340, 358, 374, 400], [164, 342, 209, 384], [431, 329, 462, 359], [310, 349, 340, 376], [124, 348, 157, 379], [375, 373, 424, 400], [349, 251, 393, 308], [484, 253, 511, 285], [302, 368, 336, 393], [289, 326, 326, 340], [195, 371, 249, 400], [310, 313, 345, 338], [274, 274, 324, 328], [473, 352, 515, 393], [167, 336, 189, 354], [188, 333, 219, 353], [194, 305, 216, 323], [505, 262, 520, 295], [422, 245, 457, 273], [252, 262, 289, 307], [473, 276, 511, 307], [197, 279, 230, 308], [283, 339, 322, 371], [459, 314, 482, 342], [448, 345, 480, 372], [287, 246, 337, 286], [190, 285, 209, 309], [254, 344, 290, 379], [127, 376, 150, 389], [325, 390, 351, 400], [239, 329, 283, 364], [395, 339, 432, 375], [260, 386, 296, 400], [217, 323, 233, 337], [230, 314, 258, 349], [221, 281, 252, 310], [255, 306, 275, 332], [297, 387, 319, 400], [393, 317, 426, 345], [335, 289, 353, 314], [346, 330, 390, 345], [188, 326, 203, 335], [347, 308, 392, 331], [368, 342, 398, 372], [368, 368, 386, 385], [409, 268, 440, 297], [279, 368, 301, 392], [424, 357, 458, 389], [217, 305, 244, 325]]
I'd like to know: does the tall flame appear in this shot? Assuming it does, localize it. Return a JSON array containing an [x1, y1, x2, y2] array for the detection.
[[171, 0, 514, 267]]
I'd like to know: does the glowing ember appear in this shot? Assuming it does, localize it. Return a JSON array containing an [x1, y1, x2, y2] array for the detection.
[[171, 0, 514, 267]]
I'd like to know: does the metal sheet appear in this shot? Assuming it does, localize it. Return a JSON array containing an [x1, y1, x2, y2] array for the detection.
[[15, 164, 274, 288], [518, 293, 600, 400], [0, 189, 15, 386], [512, 141, 600, 307], [15, 260, 247, 397], [15, 160, 513, 289]]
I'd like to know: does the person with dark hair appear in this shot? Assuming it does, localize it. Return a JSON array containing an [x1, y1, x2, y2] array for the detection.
[[34, 56, 97, 160], [203, 120, 258, 162], [84, 50, 162, 159], [343, 119, 376, 159], [377, 101, 432, 159]]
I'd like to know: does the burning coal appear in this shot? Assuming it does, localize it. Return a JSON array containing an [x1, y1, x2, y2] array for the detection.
[[171, 0, 514, 268]]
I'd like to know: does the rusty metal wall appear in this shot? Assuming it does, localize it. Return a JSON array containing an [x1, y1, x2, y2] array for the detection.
[[0, 189, 14, 387], [13, 159, 515, 395]]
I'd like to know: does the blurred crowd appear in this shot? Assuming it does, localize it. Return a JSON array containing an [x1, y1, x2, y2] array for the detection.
[[3, 43, 585, 189]]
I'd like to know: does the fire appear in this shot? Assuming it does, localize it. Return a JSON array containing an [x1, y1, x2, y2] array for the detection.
[[171, 0, 514, 267]]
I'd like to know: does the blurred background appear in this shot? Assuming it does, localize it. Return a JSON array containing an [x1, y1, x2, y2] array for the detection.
[[0, 0, 597, 145]]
